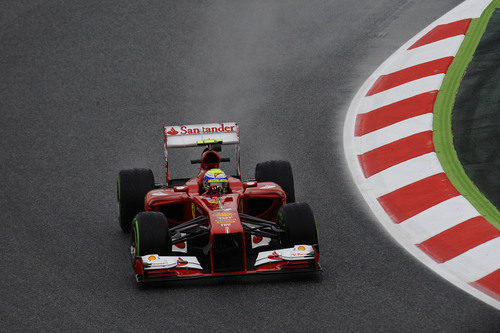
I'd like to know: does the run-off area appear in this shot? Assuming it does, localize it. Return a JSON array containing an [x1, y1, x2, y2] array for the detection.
[[452, 8, 500, 212]]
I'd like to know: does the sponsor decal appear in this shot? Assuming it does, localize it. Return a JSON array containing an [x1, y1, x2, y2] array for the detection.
[[225, 227, 230, 234], [215, 212, 232, 217], [268, 251, 282, 261], [251, 236, 271, 249], [148, 255, 157, 261], [216, 220, 235, 224], [151, 261, 168, 266], [177, 257, 188, 267], [174, 242, 186, 249], [253, 236, 263, 244], [216, 215, 236, 221], [166, 127, 179, 135], [177, 124, 236, 135], [261, 185, 276, 189], [298, 245, 306, 251], [220, 223, 232, 227]]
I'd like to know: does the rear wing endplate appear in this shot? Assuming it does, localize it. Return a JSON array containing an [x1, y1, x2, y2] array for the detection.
[[163, 122, 240, 183]]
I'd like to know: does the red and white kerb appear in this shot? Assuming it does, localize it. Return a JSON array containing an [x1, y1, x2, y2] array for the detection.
[[344, 0, 499, 309]]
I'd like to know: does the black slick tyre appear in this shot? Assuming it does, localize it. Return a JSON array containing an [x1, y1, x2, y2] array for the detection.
[[255, 160, 295, 203], [131, 212, 172, 259], [117, 168, 155, 232], [278, 202, 319, 250]]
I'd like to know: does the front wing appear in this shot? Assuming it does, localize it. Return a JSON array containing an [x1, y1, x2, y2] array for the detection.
[[134, 245, 320, 283]]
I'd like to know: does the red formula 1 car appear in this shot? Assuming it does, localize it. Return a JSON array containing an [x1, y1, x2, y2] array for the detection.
[[116, 122, 320, 285]]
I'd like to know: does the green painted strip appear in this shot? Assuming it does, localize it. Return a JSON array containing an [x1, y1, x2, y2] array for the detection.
[[433, 0, 500, 230], [134, 218, 140, 256]]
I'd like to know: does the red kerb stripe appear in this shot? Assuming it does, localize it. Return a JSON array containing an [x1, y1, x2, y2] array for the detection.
[[377, 173, 460, 223], [417, 216, 500, 263], [409, 19, 472, 50], [471, 269, 500, 302], [358, 131, 434, 178], [366, 57, 454, 96], [355, 91, 438, 136]]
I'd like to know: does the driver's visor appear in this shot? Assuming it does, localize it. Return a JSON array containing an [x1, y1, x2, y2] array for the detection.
[[208, 179, 228, 186]]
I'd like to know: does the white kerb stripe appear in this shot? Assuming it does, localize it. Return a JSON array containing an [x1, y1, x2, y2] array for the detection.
[[359, 74, 445, 113], [399, 196, 481, 244], [361, 152, 443, 197], [442, 237, 500, 282], [382, 0, 490, 61], [354, 113, 433, 154], [436, 0, 492, 25], [383, 35, 464, 73]]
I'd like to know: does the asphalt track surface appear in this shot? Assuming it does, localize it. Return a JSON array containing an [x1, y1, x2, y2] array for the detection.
[[1, 1, 499, 331]]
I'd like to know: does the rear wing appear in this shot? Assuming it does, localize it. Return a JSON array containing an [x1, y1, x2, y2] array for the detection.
[[163, 122, 240, 183]]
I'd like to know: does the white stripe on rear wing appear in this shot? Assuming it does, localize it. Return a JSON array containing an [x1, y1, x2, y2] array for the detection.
[[164, 122, 239, 148], [162, 122, 240, 183]]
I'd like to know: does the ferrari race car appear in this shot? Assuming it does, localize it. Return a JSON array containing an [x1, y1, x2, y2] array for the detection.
[[117, 122, 320, 285]]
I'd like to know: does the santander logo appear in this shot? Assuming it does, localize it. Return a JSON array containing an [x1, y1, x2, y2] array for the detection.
[[268, 251, 282, 261], [177, 257, 188, 266], [167, 127, 179, 135], [167, 124, 236, 135]]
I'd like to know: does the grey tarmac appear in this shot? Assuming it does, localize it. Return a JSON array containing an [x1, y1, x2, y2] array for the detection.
[[1, 0, 499, 331]]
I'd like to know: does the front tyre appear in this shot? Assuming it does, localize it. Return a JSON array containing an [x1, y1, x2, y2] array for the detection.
[[117, 168, 154, 232], [131, 212, 172, 261], [278, 202, 319, 251]]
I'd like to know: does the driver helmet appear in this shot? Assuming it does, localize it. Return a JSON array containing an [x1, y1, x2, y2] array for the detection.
[[203, 168, 229, 194]]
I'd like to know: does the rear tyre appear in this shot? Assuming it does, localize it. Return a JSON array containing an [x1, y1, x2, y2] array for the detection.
[[255, 160, 295, 203], [131, 212, 172, 260], [117, 168, 155, 232], [278, 202, 319, 250]]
